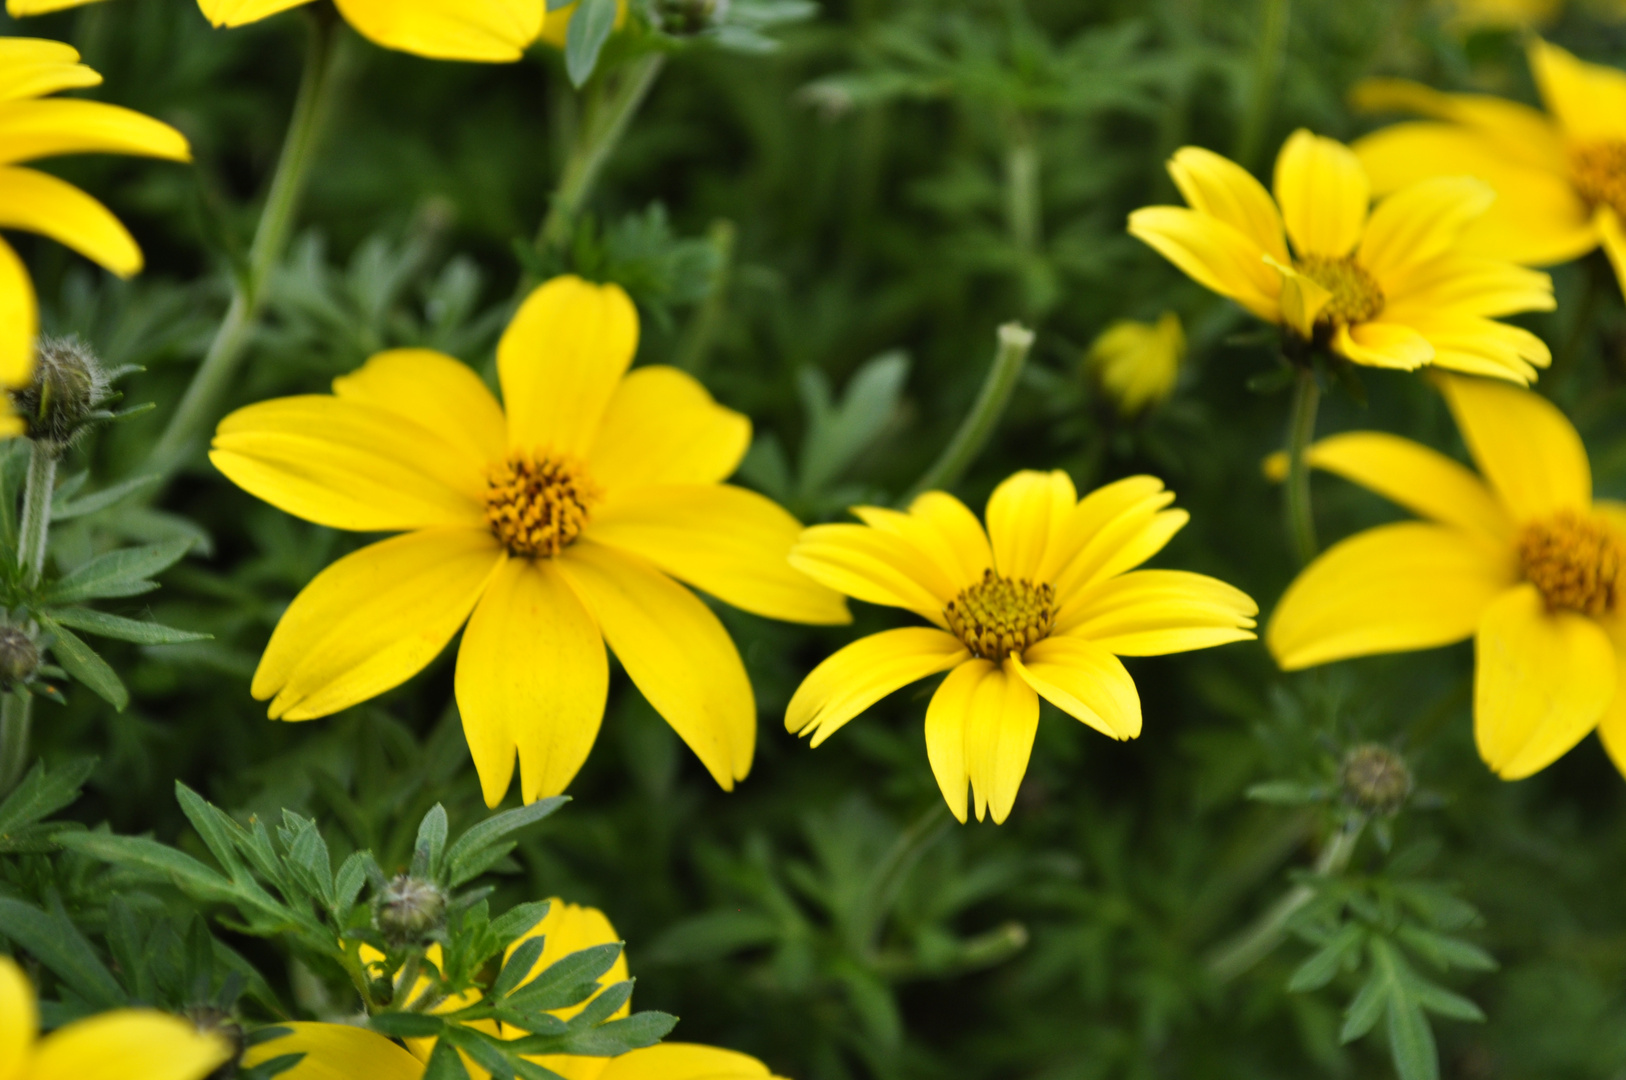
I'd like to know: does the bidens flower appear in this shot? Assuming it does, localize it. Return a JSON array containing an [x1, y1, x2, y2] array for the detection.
[[786, 471, 1257, 823], [0, 39, 190, 393], [211, 275, 848, 807], [1354, 40, 1626, 303], [1268, 374, 1626, 781], [1129, 130, 1554, 383], [1085, 312, 1185, 414], [0, 955, 231, 1080]]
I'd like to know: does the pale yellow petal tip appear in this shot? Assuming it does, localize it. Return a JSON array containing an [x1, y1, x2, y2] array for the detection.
[[1262, 450, 1288, 483]]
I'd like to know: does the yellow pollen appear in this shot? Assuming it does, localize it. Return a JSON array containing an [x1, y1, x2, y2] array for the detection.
[[484, 452, 600, 558], [1293, 254, 1385, 326], [1572, 140, 1626, 219], [943, 569, 1056, 662], [1517, 510, 1624, 617]]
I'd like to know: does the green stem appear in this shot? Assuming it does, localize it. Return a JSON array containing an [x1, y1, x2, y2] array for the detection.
[[902, 322, 1036, 504], [1206, 816, 1365, 984], [850, 802, 952, 960], [145, 16, 354, 480], [0, 443, 56, 794], [537, 53, 667, 257], [1005, 115, 1040, 253], [1235, 0, 1290, 170], [1284, 365, 1320, 566], [674, 219, 736, 376]]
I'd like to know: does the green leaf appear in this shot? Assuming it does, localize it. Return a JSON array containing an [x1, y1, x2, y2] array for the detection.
[[421, 1038, 471, 1080], [1396, 926, 1498, 973], [413, 803, 449, 880], [504, 943, 624, 1013], [489, 901, 552, 948], [1410, 977, 1486, 1023], [565, 0, 618, 87], [0, 756, 94, 837], [493, 936, 548, 999], [446, 798, 567, 887], [1386, 996, 1439, 1080], [283, 812, 335, 908], [0, 896, 125, 1007], [1287, 923, 1365, 993], [1339, 969, 1387, 1044], [547, 1011, 676, 1057], [37, 615, 128, 710], [57, 831, 246, 907], [334, 850, 375, 913], [52, 474, 161, 520], [43, 539, 192, 604], [370, 1013, 448, 1038], [1245, 780, 1323, 805], [176, 781, 247, 876], [44, 606, 210, 645]]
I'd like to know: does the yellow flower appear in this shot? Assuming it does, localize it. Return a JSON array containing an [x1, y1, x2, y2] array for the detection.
[[1268, 374, 1626, 781], [1128, 130, 1555, 383], [0, 955, 231, 1080], [241, 1023, 425, 1080], [1353, 40, 1626, 302], [1085, 312, 1185, 414], [5, 0, 565, 63], [1445, 0, 1564, 27], [785, 470, 1258, 823], [211, 274, 848, 807], [0, 39, 190, 391]]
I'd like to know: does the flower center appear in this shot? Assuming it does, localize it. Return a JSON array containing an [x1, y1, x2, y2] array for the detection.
[[1517, 510, 1625, 616], [1293, 254, 1385, 326], [1571, 140, 1626, 218], [484, 452, 600, 558], [943, 569, 1056, 662]]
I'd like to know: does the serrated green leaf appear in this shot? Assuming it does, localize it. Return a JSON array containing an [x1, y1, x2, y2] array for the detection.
[[38, 615, 128, 710], [413, 803, 448, 879], [334, 850, 374, 914], [446, 798, 566, 887], [52, 474, 161, 520], [176, 782, 246, 876], [57, 832, 248, 908], [489, 901, 552, 948], [43, 539, 192, 604], [371, 1012, 448, 1038], [0, 756, 94, 836], [546, 1011, 676, 1057], [1287, 922, 1365, 993], [494, 936, 548, 999], [44, 606, 210, 645], [0, 896, 125, 1007], [565, 0, 618, 87], [504, 943, 623, 1013]]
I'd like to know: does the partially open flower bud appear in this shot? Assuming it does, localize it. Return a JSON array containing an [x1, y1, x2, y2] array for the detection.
[[1339, 744, 1412, 816], [9, 336, 114, 456], [376, 874, 447, 945], [0, 626, 39, 690], [658, 0, 724, 34]]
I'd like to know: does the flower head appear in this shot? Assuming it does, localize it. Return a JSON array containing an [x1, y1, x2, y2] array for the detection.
[[211, 274, 848, 807], [0, 39, 190, 391], [1353, 40, 1626, 302], [1085, 312, 1185, 414], [1129, 130, 1554, 383], [1267, 373, 1626, 781], [786, 470, 1258, 823], [0, 955, 231, 1080]]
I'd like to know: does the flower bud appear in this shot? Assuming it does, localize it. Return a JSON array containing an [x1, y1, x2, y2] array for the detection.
[[658, 0, 725, 34], [376, 874, 447, 945], [1339, 744, 1412, 816], [10, 336, 114, 456], [0, 627, 39, 690]]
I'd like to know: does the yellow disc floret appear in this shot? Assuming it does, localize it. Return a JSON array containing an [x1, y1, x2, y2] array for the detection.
[[484, 452, 600, 557], [1517, 510, 1625, 616], [943, 569, 1056, 662], [1294, 254, 1386, 326], [1571, 140, 1626, 220]]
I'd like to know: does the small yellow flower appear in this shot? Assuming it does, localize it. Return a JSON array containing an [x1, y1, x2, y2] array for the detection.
[[1444, 0, 1564, 27], [211, 274, 849, 807], [1129, 130, 1554, 383], [1085, 312, 1185, 414], [785, 470, 1258, 824], [1354, 40, 1626, 302], [1268, 374, 1626, 781], [0, 39, 190, 392], [0, 955, 231, 1080]]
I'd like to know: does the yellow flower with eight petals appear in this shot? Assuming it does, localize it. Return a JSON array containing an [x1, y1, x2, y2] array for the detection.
[[786, 470, 1258, 823], [0, 955, 231, 1080], [211, 275, 849, 807], [1129, 129, 1554, 383], [1353, 40, 1626, 303], [1268, 374, 1626, 781], [0, 39, 190, 392], [1085, 311, 1185, 415]]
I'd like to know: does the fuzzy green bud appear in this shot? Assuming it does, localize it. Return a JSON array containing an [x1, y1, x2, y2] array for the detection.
[[376, 874, 447, 945], [0, 627, 39, 690], [10, 337, 114, 456], [1339, 744, 1412, 816]]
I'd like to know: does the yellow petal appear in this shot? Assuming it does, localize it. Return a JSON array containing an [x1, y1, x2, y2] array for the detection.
[[1011, 637, 1141, 740], [332, 0, 543, 61], [557, 541, 754, 790], [1474, 583, 1617, 779], [0, 100, 190, 166], [1599, 207, 1626, 305], [1331, 322, 1433, 370], [1127, 206, 1281, 321], [500, 276, 638, 458], [1272, 259, 1331, 340], [1382, 257, 1556, 320], [589, 366, 750, 493], [1436, 373, 1591, 522], [0, 236, 36, 389], [1268, 521, 1516, 670], [1357, 177, 1495, 284], [787, 626, 966, 748], [855, 492, 994, 593], [1042, 476, 1174, 592], [256, 528, 503, 720], [586, 484, 850, 625], [985, 469, 1076, 582], [211, 396, 487, 532], [0, 956, 36, 1080], [1273, 129, 1369, 258], [0, 52, 101, 103], [240, 1023, 425, 1080], [597, 1044, 776, 1080], [333, 349, 507, 466], [196, 0, 312, 25], [1390, 314, 1550, 385], [1528, 38, 1626, 142], [1290, 431, 1513, 541], [1350, 78, 1569, 173], [1599, 689, 1626, 781], [922, 660, 985, 824], [0, 166, 140, 276], [29, 1010, 231, 1080], [1054, 570, 1258, 656], [1166, 145, 1289, 263], [502, 900, 629, 1023], [789, 524, 956, 624], [455, 556, 609, 806], [965, 660, 1040, 824], [1086, 312, 1186, 415]]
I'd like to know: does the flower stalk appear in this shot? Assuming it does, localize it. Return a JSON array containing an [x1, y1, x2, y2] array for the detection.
[[1284, 364, 1320, 566], [0, 442, 55, 794], [1235, 0, 1290, 170], [902, 322, 1036, 503]]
